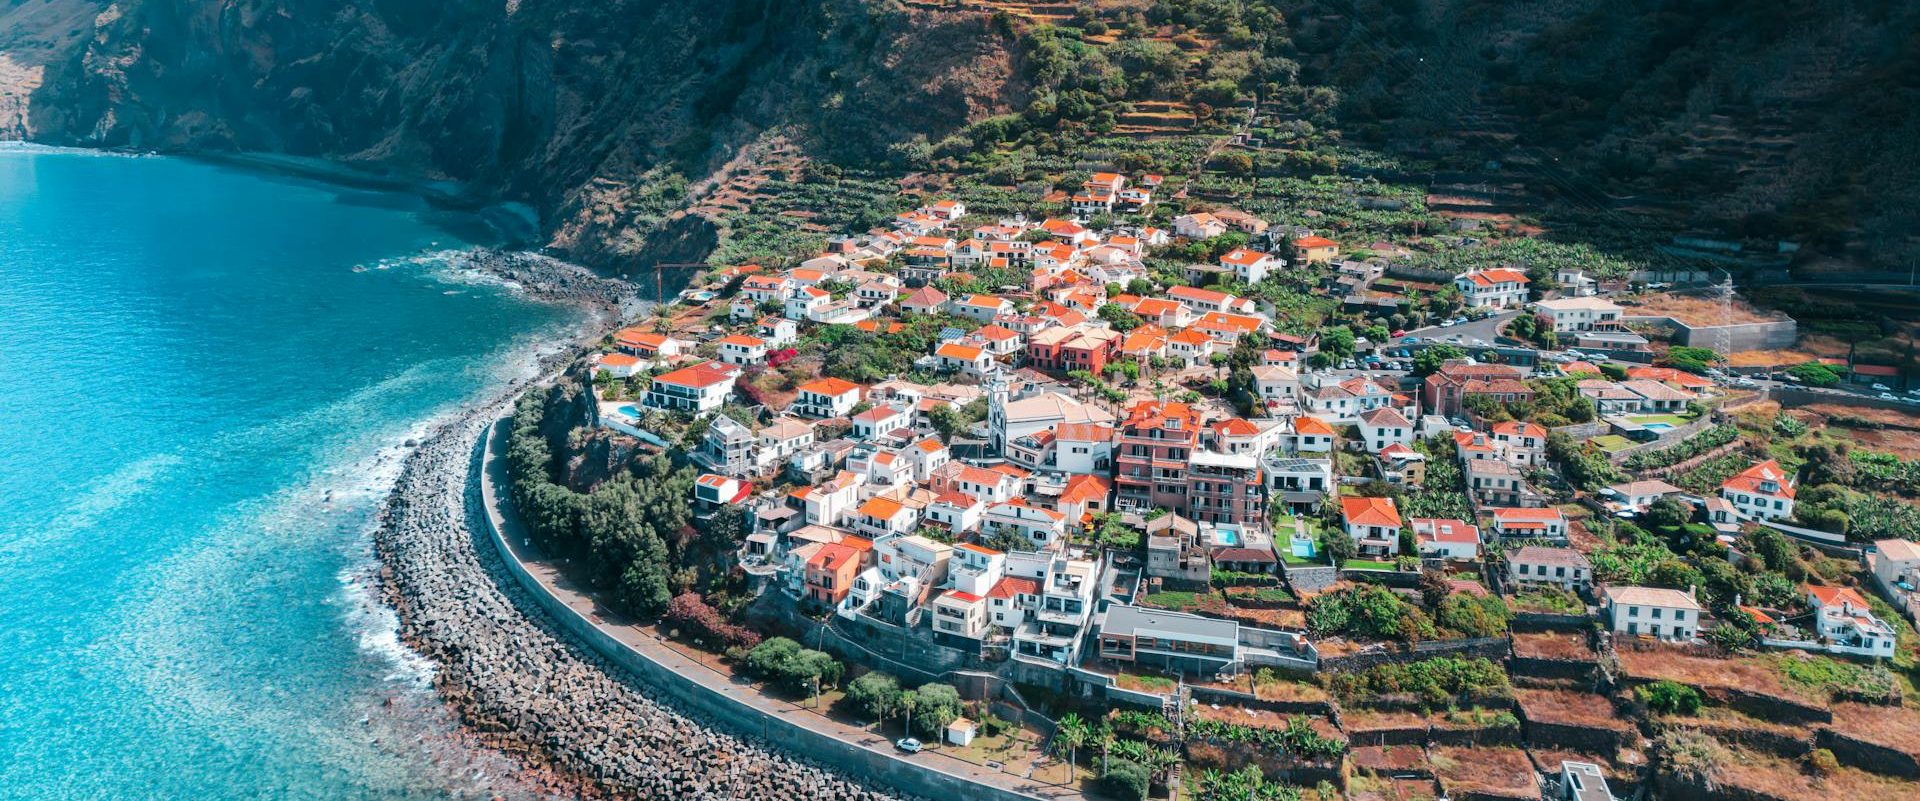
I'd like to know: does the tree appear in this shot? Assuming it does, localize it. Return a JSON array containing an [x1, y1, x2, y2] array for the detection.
[[1320, 326, 1356, 360], [928, 403, 964, 443], [1102, 760, 1150, 801], [846, 672, 903, 722], [1099, 303, 1143, 331], [1644, 497, 1693, 531], [1053, 713, 1089, 776], [1413, 344, 1466, 376], [910, 683, 962, 737]]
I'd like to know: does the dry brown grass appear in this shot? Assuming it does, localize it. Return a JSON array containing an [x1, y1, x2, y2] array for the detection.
[[1801, 403, 1920, 429], [1714, 744, 1912, 801], [1431, 746, 1542, 800], [1350, 745, 1432, 775], [1515, 688, 1630, 731], [1342, 708, 1429, 733], [1827, 702, 1920, 753], [1624, 293, 1787, 326], [1511, 631, 1597, 662], [1615, 645, 1821, 706]]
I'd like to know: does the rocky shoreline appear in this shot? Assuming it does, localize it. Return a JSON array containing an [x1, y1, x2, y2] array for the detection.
[[372, 255, 905, 801]]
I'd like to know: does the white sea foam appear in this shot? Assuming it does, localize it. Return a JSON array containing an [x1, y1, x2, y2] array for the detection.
[[0, 452, 185, 563]]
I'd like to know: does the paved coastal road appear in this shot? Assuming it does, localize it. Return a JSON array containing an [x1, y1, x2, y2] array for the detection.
[[477, 419, 1085, 801]]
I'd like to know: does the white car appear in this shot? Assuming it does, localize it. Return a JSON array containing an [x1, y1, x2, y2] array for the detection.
[[895, 738, 923, 753], [1872, 383, 1891, 392], [1440, 319, 1457, 328], [1880, 392, 1898, 401]]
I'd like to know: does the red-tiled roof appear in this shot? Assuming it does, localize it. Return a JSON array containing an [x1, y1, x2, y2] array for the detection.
[[1342, 496, 1401, 528]]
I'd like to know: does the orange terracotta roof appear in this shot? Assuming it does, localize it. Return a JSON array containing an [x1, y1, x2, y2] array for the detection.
[[1341, 496, 1402, 528], [798, 377, 861, 396]]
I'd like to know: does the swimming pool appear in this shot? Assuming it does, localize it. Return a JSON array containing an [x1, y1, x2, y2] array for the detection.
[[1214, 525, 1242, 546], [619, 404, 643, 418], [1642, 422, 1673, 432]]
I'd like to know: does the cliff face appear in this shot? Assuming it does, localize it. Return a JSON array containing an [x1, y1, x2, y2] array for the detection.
[[6, 0, 1020, 271]]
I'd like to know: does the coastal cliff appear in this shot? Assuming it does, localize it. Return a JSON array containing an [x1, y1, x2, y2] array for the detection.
[[2, 0, 1022, 272]]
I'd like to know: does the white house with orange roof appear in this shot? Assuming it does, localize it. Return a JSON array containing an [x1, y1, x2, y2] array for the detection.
[[1168, 329, 1215, 366], [1053, 423, 1115, 474], [1219, 247, 1279, 284], [947, 542, 1006, 596], [1455, 268, 1532, 309], [853, 496, 919, 540], [1290, 415, 1336, 453], [792, 377, 863, 418], [716, 333, 767, 366], [974, 324, 1024, 356], [1172, 212, 1227, 240], [692, 474, 751, 518], [952, 294, 1013, 323], [740, 274, 793, 305], [1166, 285, 1252, 315], [756, 316, 798, 348], [613, 327, 686, 360], [933, 462, 1021, 506], [1795, 585, 1898, 658], [926, 491, 986, 535], [851, 404, 912, 440], [1341, 496, 1404, 556], [785, 285, 831, 320], [788, 471, 864, 527], [1720, 460, 1795, 521], [900, 285, 949, 315], [1055, 474, 1111, 530], [983, 500, 1069, 550], [1252, 365, 1299, 408], [924, 199, 966, 221], [594, 351, 646, 379], [1357, 407, 1415, 453], [1491, 420, 1548, 466], [642, 360, 739, 413], [934, 342, 993, 376], [1412, 518, 1479, 561], [1191, 311, 1266, 344], [1489, 507, 1567, 542], [1130, 297, 1194, 329]]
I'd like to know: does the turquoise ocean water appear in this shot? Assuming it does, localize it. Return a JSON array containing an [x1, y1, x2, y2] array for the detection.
[[0, 146, 572, 800]]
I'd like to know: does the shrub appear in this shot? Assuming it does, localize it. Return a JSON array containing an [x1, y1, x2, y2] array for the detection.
[[1808, 748, 1839, 776], [744, 637, 843, 693], [845, 671, 902, 722], [1324, 657, 1510, 706], [1102, 760, 1151, 801], [663, 592, 762, 651], [1636, 679, 1703, 715]]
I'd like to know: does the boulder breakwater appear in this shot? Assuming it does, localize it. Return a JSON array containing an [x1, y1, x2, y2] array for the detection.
[[372, 255, 904, 801]]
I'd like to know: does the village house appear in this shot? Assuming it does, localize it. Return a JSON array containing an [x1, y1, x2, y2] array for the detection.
[[1252, 365, 1299, 409], [1377, 442, 1426, 487], [1115, 401, 1200, 512], [1265, 456, 1334, 512], [900, 285, 949, 315], [692, 474, 751, 518], [1531, 297, 1624, 332], [952, 294, 1013, 323], [756, 316, 799, 348], [1289, 415, 1337, 453], [643, 360, 739, 414], [785, 285, 831, 320], [1605, 585, 1701, 641], [1172, 212, 1227, 240], [1423, 361, 1530, 417], [924, 491, 985, 535], [934, 342, 994, 376], [1491, 421, 1548, 466], [1620, 380, 1693, 413], [614, 328, 687, 361], [1455, 268, 1532, 308], [1800, 585, 1898, 658], [1167, 285, 1255, 315], [1357, 407, 1414, 453], [791, 377, 863, 419], [1413, 518, 1479, 561], [1466, 458, 1530, 507], [716, 334, 767, 367], [758, 417, 815, 462], [1190, 311, 1267, 344], [1097, 605, 1240, 677], [1293, 235, 1339, 265], [594, 352, 645, 379], [851, 404, 912, 440], [1341, 496, 1403, 557], [853, 496, 919, 540], [1508, 546, 1592, 592], [1167, 329, 1216, 367], [1605, 479, 1684, 513], [983, 499, 1069, 550], [1219, 248, 1278, 284], [1720, 460, 1795, 521], [1578, 380, 1644, 415], [1187, 449, 1265, 526], [804, 541, 870, 609]]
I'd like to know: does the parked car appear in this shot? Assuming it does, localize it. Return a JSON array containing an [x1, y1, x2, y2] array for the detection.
[[1440, 319, 1457, 328], [895, 738, 923, 754], [1880, 392, 1898, 401], [1872, 383, 1891, 392]]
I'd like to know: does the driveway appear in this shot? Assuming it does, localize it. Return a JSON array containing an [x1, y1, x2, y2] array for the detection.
[[1406, 310, 1519, 348]]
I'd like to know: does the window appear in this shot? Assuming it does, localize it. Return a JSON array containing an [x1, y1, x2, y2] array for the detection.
[[1651, 608, 1663, 620]]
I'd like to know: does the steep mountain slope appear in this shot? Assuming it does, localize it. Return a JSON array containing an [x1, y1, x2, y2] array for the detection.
[[1278, 0, 1920, 267], [7, 0, 1022, 271]]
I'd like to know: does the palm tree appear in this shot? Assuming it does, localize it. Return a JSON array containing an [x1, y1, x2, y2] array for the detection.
[[899, 690, 919, 740], [1095, 721, 1116, 774], [1052, 712, 1088, 779]]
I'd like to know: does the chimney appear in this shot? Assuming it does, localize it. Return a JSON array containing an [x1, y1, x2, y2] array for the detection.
[[1688, 584, 1697, 600]]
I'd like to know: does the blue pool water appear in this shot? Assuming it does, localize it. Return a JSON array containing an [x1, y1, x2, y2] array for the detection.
[[0, 146, 574, 800], [1643, 422, 1674, 432]]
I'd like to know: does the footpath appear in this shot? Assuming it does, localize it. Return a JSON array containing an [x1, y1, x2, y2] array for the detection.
[[475, 417, 1088, 801]]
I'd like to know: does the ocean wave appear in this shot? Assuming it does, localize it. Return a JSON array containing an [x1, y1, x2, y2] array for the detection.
[[0, 452, 185, 563]]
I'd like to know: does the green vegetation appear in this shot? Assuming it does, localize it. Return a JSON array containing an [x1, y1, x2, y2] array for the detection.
[[744, 637, 844, 695], [1323, 657, 1511, 706], [1787, 362, 1844, 387], [844, 671, 903, 722], [507, 391, 695, 618], [1511, 587, 1586, 615], [1636, 680, 1703, 715], [1187, 714, 1345, 761], [1622, 424, 1740, 471], [1767, 653, 1898, 703], [1307, 584, 1434, 642], [1102, 760, 1150, 801]]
